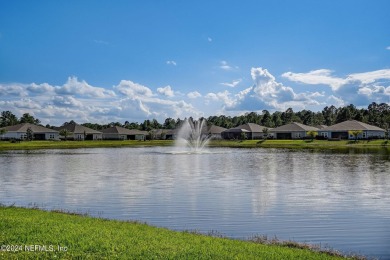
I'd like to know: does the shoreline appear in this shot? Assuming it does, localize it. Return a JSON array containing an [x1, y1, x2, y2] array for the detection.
[[0, 139, 389, 152], [0, 205, 362, 259]]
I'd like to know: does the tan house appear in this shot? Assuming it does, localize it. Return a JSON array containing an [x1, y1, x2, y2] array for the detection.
[[206, 125, 227, 139], [222, 123, 272, 140], [270, 122, 318, 139], [318, 120, 385, 140], [55, 123, 102, 140], [102, 126, 147, 140], [0, 123, 59, 140]]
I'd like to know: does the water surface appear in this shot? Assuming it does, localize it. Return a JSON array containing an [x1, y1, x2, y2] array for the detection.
[[1, 147, 389, 258]]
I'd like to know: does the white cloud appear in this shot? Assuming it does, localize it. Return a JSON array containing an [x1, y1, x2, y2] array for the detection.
[[219, 60, 238, 71], [27, 83, 55, 94], [220, 67, 324, 112], [347, 69, 390, 84], [282, 69, 346, 91], [114, 80, 154, 98], [208, 37, 212, 42], [187, 91, 202, 99], [157, 85, 175, 97], [166, 60, 177, 66], [283, 68, 390, 90], [327, 95, 345, 107], [0, 83, 28, 97], [52, 96, 84, 107], [282, 68, 390, 106], [220, 79, 242, 88], [55, 76, 115, 98], [386, 46, 390, 50]]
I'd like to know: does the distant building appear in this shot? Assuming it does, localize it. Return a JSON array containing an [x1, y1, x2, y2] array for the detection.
[[206, 125, 227, 139], [270, 122, 318, 139], [0, 123, 59, 140], [222, 123, 272, 140], [101, 126, 147, 140], [55, 123, 102, 140], [318, 120, 385, 140]]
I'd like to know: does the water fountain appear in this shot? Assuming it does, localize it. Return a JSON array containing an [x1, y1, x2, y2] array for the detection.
[[174, 118, 211, 153]]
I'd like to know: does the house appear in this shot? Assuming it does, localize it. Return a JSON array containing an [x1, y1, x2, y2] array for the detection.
[[206, 125, 227, 139], [55, 123, 102, 140], [318, 120, 385, 140], [222, 123, 272, 140], [101, 126, 147, 140], [270, 122, 318, 139], [0, 123, 59, 140]]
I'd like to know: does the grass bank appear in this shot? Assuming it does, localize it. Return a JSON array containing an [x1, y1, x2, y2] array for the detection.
[[0, 139, 388, 151], [0, 206, 357, 259], [0, 140, 174, 150], [209, 139, 390, 151]]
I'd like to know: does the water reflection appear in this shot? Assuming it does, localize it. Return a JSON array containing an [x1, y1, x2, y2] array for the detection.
[[0, 147, 389, 258]]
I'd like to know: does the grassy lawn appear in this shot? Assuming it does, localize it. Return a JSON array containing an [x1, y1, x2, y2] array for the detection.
[[0, 206, 355, 259], [209, 139, 390, 150], [0, 140, 174, 150], [0, 139, 388, 151]]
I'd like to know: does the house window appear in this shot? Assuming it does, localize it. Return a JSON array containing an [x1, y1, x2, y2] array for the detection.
[[321, 132, 328, 138], [362, 132, 366, 139], [296, 133, 301, 138]]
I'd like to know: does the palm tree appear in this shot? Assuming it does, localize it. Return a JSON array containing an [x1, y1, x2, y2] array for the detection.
[[349, 130, 363, 142], [307, 131, 318, 141]]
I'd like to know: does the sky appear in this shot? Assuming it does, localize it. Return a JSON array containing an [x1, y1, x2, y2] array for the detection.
[[1, 0, 390, 125]]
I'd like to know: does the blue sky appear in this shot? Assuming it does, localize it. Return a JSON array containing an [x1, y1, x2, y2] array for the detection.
[[1, 0, 390, 125]]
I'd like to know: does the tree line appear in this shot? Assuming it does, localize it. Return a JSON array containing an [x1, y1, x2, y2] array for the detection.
[[1, 102, 389, 131]]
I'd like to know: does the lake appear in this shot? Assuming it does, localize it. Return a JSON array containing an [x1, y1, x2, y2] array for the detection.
[[1, 147, 389, 258]]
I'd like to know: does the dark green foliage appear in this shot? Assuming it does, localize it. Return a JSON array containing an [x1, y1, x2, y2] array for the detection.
[[1, 102, 389, 132]]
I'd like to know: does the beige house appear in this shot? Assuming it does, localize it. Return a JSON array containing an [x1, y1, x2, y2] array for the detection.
[[55, 123, 102, 140], [102, 126, 147, 140], [270, 122, 318, 139], [0, 123, 59, 140], [318, 120, 385, 140], [222, 123, 272, 140]]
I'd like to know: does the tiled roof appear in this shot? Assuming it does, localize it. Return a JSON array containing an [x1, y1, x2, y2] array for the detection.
[[270, 122, 318, 132], [224, 123, 270, 133], [320, 120, 385, 131], [101, 126, 147, 135], [1, 123, 58, 133], [207, 125, 227, 134], [55, 124, 102, 134]]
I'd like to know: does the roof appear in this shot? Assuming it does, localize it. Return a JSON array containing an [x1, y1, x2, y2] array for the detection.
[[101, 126, 147, 135], [224, 123, 270, 133], [315, 125, 328, 129], [0, 123, 58, 133], [207, 125, 227, 134], [55, 123, 102, 134], [270, 122, 319, 132], [320, 120, 385, 132]]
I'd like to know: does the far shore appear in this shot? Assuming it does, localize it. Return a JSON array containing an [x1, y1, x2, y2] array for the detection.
[[0, 139, 389, 151]]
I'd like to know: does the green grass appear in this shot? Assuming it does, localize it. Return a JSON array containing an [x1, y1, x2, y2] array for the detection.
[[0, 206, 356, 259], [0, 139, 388, 152], [209, 139, 390, 151], [0, 140, 174, 150]]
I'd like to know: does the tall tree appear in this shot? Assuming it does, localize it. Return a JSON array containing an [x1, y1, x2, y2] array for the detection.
[[20, 113, 40, 124], [0, 111, 19, 127], [322, 105, 337, 126], [261, 110, 273, 127]]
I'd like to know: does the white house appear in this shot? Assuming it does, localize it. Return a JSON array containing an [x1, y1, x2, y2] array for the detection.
[[102, 126, 147, 140], [0, 123, 59, 140], [318, 120, 385, 140], [55, 123, 102, 140], [270, 122, 319, 139]]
